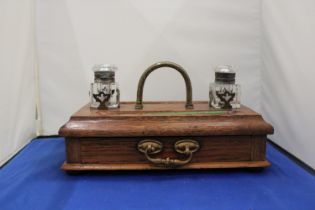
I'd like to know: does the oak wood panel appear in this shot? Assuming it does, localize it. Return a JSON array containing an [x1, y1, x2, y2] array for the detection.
[[251, 136, 267, 161], [66, 139, 81, 163], [59, 102, 274, 137], [64, 136, 259, 164]]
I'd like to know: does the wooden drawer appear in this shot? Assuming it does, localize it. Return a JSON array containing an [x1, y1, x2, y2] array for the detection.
[[63, 135, 268, 171]]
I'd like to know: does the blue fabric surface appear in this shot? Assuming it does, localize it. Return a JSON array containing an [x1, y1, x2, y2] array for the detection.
[[0, 137, 314, 210]]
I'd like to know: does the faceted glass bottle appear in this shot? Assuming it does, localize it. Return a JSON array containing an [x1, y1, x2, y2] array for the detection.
[[209, 65, 241, 109], [90, 64, 120, 109]]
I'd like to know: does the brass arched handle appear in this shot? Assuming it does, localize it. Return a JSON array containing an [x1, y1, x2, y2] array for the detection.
[[135, 61, 194, 109], [137, 140, 200, 167]]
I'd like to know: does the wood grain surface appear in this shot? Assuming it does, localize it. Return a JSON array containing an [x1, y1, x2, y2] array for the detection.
[[60, 101, 273, 171], [59, 101, 274, 137]]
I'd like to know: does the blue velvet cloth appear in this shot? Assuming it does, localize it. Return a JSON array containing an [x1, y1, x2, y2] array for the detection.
[[0, 137, 314, 210]]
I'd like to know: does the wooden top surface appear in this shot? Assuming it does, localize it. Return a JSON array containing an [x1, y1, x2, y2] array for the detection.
[[72, 101, 258, 118], [59, 101, 274, 137]]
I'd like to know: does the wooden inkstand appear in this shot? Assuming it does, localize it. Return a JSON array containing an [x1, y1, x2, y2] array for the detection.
[[59, 62, 274, 171]]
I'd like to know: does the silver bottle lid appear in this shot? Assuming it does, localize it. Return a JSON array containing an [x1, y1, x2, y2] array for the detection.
[[93, 64, 116, 82], [215, 65, 235, 84]]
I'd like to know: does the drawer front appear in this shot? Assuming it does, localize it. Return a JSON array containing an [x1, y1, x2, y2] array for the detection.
[[66, 136, 266, 165]]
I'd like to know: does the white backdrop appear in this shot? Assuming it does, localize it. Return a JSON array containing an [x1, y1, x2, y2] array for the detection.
[[1, 0, 314, 169], [0, 0, 36, 166], [37, 0, 261, 135], [261, 0, 315, 169]]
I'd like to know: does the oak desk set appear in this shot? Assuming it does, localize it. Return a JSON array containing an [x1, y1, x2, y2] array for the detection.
[[59, 61, 274, 171]]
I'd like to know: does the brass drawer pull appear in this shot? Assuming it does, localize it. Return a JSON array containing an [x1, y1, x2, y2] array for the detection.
[[137, 140, 199, 167]]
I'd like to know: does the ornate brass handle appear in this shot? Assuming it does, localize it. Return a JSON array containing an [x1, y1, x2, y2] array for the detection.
[[137, 140, 200, 167], [135, 61, 194, 109]]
